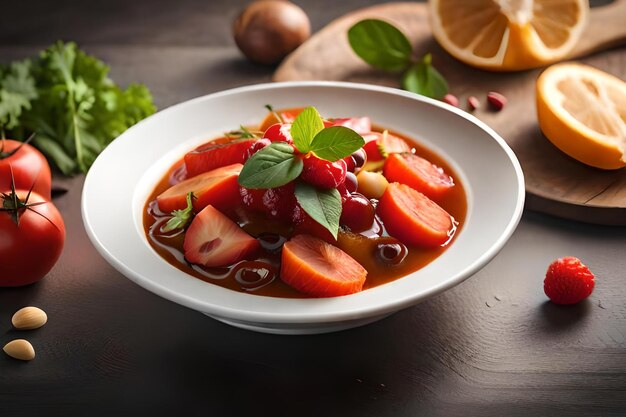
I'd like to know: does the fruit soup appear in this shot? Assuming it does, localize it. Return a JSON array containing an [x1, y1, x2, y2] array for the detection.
[[144, 107, 467, 298]]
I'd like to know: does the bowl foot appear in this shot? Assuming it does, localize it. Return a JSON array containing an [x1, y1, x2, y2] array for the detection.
[[204, 313, 393, 335]]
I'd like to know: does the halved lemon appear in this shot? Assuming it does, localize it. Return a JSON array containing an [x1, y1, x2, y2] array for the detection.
[[429, 0, 589, 71], [537, 63, 626, 170]]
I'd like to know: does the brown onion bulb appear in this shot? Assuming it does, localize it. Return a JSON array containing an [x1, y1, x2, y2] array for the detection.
[[233, 0, 311, 65]]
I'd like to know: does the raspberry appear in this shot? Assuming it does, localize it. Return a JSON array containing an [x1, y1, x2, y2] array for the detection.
[[300, 156, 347, 189], [544, 257, 595, 305]]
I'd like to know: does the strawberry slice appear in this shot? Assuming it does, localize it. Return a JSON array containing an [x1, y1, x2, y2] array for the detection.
[[157, 164, 242, 213], [383, 153, 454, 200], [184, 205, 259, 267], [377, 183, 456, 248], [362, 131, 412, 162], [184, 137, 257, 178], [332, 117, 371, 134], [280, 234, 367, 297]]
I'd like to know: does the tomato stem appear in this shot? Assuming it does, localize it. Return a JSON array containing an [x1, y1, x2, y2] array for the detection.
[[0, 164, 53, 228]]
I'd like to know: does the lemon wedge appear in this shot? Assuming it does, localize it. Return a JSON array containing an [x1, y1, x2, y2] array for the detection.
[[429, 0, 588, 71], [536, 63, 626, 170]]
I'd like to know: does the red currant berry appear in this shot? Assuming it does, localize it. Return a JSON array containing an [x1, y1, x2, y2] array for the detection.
[[344, 171, 358, 194], [301, 156, 347, 189], [343, 155, 356, 172], [340, 192, 375, 232], [351, 148, 367, 169]]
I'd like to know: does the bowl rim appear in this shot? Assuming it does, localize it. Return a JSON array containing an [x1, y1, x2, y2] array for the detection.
[[82, 81, 525, 324]]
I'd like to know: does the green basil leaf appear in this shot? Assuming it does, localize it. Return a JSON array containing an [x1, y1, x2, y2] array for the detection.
[[401, 54, 448, 100], [310, 126, 365, 162], [291, 106, 324, 153], [295, 182, 341, 240], [348, 19, 413, 72], [238, 142, 303, 189]]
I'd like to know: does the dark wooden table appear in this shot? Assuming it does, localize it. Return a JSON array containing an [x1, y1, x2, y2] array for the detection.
[[1, 1, 625, 416]]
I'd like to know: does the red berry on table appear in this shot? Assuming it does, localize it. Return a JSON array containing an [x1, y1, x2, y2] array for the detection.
[[544, 257, 595, 305], [487, 91, 507, 111], [301, 156, 347, 189], [443, 93, 459, 107], [467, 96, 480, 111]]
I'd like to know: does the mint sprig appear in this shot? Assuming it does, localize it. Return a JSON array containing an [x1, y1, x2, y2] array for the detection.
[[238, 106, 366, 238], [348, 19, 448, 100]]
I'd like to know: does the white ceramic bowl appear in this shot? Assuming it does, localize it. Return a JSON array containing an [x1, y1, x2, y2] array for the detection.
[[82, 82, 525, 335]]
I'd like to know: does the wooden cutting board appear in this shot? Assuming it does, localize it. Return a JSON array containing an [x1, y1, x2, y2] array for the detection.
[[274, 1, 626, 225]]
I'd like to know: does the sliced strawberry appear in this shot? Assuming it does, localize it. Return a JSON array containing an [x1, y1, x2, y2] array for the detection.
[[332, 117, 371, 134], [383, 153, 454, 200], [184, 205, 259, 267], [280, 234, 367, 297], [157, 164, 242, 213], [377, 183, 456, 248], [363, 131, 412, 161], [185, 137, 257, 178]]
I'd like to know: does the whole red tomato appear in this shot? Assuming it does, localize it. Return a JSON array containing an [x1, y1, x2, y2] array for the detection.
[[0, 189, 65, 286], [0, 139, 52, 199]]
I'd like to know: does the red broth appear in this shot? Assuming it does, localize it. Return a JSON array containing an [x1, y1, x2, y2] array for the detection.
[[143, 124, 467, 298]]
